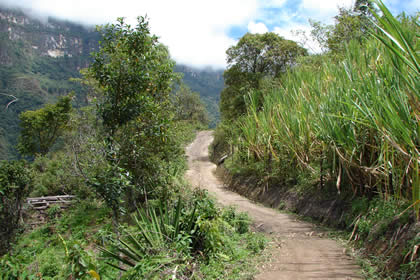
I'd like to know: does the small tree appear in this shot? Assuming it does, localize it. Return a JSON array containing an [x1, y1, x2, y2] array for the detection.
[[310, 1, 377, 55], [90, 17, 177, 134], [88, 161, 132, 228], [220, 33, 307, 120], [0, 160, 31, 255], [172, 84, 209, 126], [17, 95, 73, 157], [87, 16, 181, 211]]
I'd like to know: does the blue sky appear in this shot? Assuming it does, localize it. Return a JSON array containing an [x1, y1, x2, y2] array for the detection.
[[0, 0, 418, 69], [231, 0, 419, 53]]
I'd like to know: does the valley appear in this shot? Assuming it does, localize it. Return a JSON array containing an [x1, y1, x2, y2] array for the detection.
[[0, 1, 418, 279]]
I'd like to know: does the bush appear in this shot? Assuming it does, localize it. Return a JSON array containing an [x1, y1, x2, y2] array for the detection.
[[209, 124, 231, 163], [0, 200, 115, 279], [355, 198, 410, 240], [47, 204, 62, 220], [101, 190, 264, 278], [0, 254, 28, 280], [0, 160, 32, 255], [222, 206, 251, 234], [30, 153, 90, 198]]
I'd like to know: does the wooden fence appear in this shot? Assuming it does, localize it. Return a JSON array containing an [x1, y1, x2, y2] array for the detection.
[[26, 195, 76, 210]]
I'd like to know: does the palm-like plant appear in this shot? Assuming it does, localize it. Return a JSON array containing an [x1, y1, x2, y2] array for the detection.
[[100, 198, 197, 276]]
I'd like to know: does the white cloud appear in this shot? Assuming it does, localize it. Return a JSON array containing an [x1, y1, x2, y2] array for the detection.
[[262, 0, 287, 8], [270, 0, 355, 54], [248, 21, 269, 34], [300, 0, 354, 22], [273, 24, 323, 53], [0, 0, 417, 69], [0, 0, 259, 69]]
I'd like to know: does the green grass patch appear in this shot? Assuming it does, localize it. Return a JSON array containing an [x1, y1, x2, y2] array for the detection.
[[1, 191, 267, 279]]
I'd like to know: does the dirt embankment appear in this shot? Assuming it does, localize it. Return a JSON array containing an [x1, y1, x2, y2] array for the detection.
[[214, 142, 419, 277], [215, 166, 351, 228], [186, 131, 363, 280]]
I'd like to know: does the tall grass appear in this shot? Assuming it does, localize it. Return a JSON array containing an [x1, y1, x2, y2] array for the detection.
[[231, 1, 419, 216]]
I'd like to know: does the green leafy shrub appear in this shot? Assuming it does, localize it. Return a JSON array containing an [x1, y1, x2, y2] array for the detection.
[[102, 190, 265, 279], [41, 258, 60, 278], [59, 235, 99, 280], [246, 233, 267, 253], [0, 254, 29, 280], [356, 198, 410, 240], [47, 204, 62, 220], [30, 153, 88, 197], [0, 160, 32, 255], [0, 200, 114, 279], [172, 83, 210, 127], [222, 206, 251, 234]]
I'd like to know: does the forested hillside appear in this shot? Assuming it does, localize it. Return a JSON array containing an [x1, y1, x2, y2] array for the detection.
[[174, 65, 224, 127], [0, 6, 223, 160], [0, 7, 99, 159]]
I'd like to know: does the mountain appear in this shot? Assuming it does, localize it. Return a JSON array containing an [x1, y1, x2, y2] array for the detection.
[[0, 6, 99, 159], [0, 6, 224, 160], [174, 65, 223, 127]]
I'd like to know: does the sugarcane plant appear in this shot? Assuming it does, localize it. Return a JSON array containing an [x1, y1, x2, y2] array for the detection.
[[230, 0, 419, 217]]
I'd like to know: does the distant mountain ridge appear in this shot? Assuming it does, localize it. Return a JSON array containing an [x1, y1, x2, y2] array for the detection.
[[0, 6, 223, 159], [174, 64, 223, 128], [0, 7, 99, 65]]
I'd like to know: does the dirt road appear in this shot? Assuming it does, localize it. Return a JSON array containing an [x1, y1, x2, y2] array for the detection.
[[185, 131, 362, 280]]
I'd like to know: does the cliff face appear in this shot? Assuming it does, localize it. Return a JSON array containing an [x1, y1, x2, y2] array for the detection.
[[0, 7, 98, 70], [0, 7, 99, 160], [0, 6, 223, 160]]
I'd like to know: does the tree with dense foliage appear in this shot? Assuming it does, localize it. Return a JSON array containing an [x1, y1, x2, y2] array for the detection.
[[310, 0, 377, 55], [87, 16, 181, 212], [0, 160, 31, 255], [354, 0, 376, 17], [17, 95, 72, 157], [326, 9, 366, 54], [90, 17, 177, 134], [172, 84, 209, 126], [220, 33, 307, 120]]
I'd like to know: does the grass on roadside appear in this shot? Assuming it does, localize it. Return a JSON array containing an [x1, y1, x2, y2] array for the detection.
[[0, 190, 267, 280]]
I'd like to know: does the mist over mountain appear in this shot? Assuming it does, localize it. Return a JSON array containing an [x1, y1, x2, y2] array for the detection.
[[0, 6, 223, 159]]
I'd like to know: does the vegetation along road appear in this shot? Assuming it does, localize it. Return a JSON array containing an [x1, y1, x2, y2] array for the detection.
[[186, 131, 362, 280]]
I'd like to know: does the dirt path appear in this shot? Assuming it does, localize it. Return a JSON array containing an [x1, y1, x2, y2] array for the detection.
[[185, 131, 363, 280]]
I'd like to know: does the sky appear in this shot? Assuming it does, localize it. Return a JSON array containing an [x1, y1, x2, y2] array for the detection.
[[0, 0, 418, 69]]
